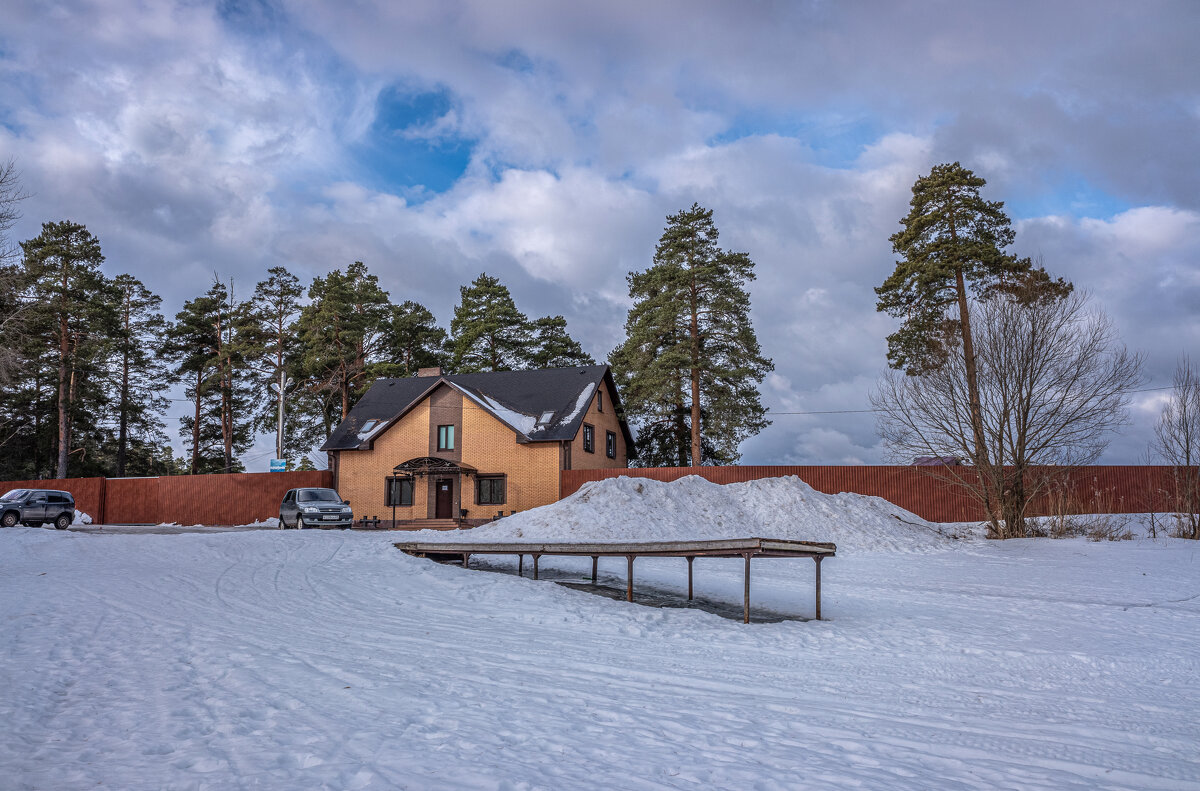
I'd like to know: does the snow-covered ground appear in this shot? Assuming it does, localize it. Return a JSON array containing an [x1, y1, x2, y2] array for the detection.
[[2, 480, 1198, 790], [410, 475, 977, 551]]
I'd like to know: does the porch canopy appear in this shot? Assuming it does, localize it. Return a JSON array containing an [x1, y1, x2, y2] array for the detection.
[[392, 457, 478, 477]]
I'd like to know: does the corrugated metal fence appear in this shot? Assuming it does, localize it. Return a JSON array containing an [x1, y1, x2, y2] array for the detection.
[[0, 471, 333, 525], [561, 466, 1183, 523]]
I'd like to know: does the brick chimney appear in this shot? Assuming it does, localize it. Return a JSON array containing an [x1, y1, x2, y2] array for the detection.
[[417, 367, 443, 378]]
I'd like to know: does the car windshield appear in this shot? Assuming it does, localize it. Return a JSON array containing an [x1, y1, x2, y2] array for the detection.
[[1, 489, 30, 501], [298, 489, 342, 503]]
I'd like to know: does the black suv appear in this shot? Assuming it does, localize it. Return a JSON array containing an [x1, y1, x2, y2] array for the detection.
[[1, 489, 76, 529], [279, 488, 353, 529]]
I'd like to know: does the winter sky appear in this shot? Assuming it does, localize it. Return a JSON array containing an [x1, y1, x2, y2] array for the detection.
[[2, 0, 1197, 467]]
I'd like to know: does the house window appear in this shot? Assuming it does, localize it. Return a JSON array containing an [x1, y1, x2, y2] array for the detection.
[[606, 431, 616, 459], [583, 423, 595, 453], [437, 424, 455, 451], [597, 390, 604, 412], [476, 475, 506, 505], [386, 477, 414, 507]]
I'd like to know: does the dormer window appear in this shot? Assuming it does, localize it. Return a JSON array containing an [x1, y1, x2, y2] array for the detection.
[[357, 419, 382, 441]]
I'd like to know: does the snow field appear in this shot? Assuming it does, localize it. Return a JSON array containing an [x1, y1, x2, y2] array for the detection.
[[2, 524, 1198, 790]]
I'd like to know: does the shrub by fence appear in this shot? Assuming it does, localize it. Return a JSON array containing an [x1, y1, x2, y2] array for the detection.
[[0, 470, 333, 525], [560, 466, 1181, 523]]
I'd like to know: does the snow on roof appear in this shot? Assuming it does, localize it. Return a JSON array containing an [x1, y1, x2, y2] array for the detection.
[[412, 475, 975, 553], [557, 382, 596, 429], [356, 419, 387, 443], [471, 391, 538, 436]]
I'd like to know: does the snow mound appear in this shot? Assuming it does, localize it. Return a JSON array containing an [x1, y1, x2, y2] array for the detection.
[[418, 475, 971, 553], [241, 517, 282, 528], [72, 510, 92, 525]]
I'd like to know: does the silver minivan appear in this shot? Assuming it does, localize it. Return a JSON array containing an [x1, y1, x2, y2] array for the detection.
[[279, 488, 353, 529]]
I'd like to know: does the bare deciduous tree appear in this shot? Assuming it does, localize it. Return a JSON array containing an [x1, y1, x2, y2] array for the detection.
[[873, 289, 1142, 538], [1150, 357, 1200, 539], [0, 158, 30, 386]]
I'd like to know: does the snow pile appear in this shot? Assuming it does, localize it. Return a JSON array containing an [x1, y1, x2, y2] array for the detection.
[[72, 509, 92, 525], [242, 517, 282, 528], [419, 475, 971, 552]]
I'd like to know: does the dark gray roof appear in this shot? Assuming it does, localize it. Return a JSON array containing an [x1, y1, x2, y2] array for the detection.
[[320, 365, 634, 452]]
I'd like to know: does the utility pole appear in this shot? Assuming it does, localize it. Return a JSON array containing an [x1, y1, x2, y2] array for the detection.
[[270, 369, 293, 463]]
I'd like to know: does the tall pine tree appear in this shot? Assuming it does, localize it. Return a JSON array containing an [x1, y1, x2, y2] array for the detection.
[[20, 221, 117, 478], [163, 279, 254, 474], [449, 273, 531, 372], [528, 315, 595, 369], [384, 300, 448, 377], [611, 204, 772, 466], [246, 266, 319, 463], [876, 162, 1070, 517], [297, 261, 391, 425], [107, 274, 170, 476]]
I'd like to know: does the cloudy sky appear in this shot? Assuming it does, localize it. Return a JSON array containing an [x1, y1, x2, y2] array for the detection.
[[3, 0, 1198, 468]]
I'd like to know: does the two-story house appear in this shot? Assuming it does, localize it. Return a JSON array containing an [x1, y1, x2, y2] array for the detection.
[[321, 365, 633, 526]]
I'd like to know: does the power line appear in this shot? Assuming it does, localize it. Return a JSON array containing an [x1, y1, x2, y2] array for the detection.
[[766, 385, 1175, 416]]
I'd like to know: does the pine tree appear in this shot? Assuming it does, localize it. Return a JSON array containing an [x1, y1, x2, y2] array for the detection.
[[449, 273, 532, 372], [297, 261, 391, 424], [163, 279, 254, 474], [876, 162, 1070, 518], [211, 276, 258, 473], [107, 274, 171, 477], [384, 300, 448, 377], [528, 315, 595, 369], [20, 221, 117, 478], [246, 266, 319, 464], [611, 204, 773, 466]]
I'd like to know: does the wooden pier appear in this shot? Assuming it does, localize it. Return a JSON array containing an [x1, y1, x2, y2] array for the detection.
[[395, 537, 835, 623]]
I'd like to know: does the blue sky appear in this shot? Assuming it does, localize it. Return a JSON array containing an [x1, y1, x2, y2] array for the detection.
[[1, 0, 1197, 467]]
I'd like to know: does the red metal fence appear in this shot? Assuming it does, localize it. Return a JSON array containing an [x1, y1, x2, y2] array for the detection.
[[0, 471, 333, 525], [5, 466, 1183, 525], [561, 466, 1182, 523]]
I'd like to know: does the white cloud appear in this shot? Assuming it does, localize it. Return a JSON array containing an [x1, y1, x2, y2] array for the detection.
[[1, 0, 1196, 465]]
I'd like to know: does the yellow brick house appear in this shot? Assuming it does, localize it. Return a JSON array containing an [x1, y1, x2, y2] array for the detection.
[[322, 365, 633, 526]]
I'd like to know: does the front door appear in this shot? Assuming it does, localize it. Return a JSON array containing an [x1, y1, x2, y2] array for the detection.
[[435, 479, 453, 519]]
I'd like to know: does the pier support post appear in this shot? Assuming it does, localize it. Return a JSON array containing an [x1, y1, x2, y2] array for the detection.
[[814, 555, 823, 621], [743, 553, 752, 624]]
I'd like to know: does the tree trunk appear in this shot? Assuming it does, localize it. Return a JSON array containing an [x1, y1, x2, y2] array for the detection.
[[117, 305, 130, 477], [1000, 467, 1028, 538], [689, 278, 702, 466], [955, 266, 1001, 535], [56, 312, 69, 478], [191, 368, 202, 475]]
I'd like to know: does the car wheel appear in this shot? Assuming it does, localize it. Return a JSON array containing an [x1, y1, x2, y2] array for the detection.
[[55, 513, 71, 530], [1, 512, 18, 527], [297, 519, 305, 529], [278, 513, 286, 530]]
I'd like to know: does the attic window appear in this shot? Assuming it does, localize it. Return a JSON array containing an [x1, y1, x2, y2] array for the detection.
[[537, 410, 555, 427], [360, 419, 380, 433]]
